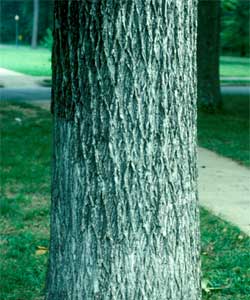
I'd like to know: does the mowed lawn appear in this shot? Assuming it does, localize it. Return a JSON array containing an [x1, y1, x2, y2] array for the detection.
[[220, 56, 250, 78], [198, 94, 250, 167], [0, 100, 250, 300], [0, 46, 51, 76]]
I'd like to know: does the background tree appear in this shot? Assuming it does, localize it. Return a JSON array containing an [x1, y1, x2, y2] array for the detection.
[[221, 0, 250, 57], [46, 1, 201, 299], [197, 0, 222, 110], [31, 0, 39, 48]]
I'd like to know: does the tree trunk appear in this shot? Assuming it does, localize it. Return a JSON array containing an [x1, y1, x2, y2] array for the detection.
[[197, 0, 221, 110], [31, 0, 39, 48], [46, 1, 201, 299]]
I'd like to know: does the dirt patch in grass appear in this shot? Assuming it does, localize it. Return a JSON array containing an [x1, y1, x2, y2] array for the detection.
[[31, 101, 51, 111], [3, 184, 26, 198], [0, 104, 38, 117]]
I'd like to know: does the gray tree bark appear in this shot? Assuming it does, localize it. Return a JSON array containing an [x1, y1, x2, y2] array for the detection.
[[46, 1, 201, 299], [31, 0, 39, 48], [197, 0, 221, 110]]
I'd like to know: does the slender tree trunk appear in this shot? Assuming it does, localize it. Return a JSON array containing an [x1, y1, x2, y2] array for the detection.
[[31, 0, 39, 48], [46, 1, 201, 299], [197, 0, 221, 110]]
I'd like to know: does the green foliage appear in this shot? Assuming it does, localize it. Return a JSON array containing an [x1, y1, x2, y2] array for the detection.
[[41, 28, 53, 50], [0, 0, 53, 45], [221, 0, 250, 56]]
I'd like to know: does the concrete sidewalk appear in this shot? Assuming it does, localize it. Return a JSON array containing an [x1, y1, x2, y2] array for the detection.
[[221, 86, 250, 95], [198, 147, 250, 236], [0, 67, 49, 88], [0, 68, 51, 104]]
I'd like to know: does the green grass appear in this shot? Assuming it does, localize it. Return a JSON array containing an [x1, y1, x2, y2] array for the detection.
[[220, 56, 250, 78], [201, 209, 250, 300], [220, 80, 250, 86], [0, 103, 51, 300], [198, 94, 250, 167], [0, 102, 249, 299], [0, 46, 51, 76]]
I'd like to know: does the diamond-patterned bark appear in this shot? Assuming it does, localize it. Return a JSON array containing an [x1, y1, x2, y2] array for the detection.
[[46, 1, 201, 299]]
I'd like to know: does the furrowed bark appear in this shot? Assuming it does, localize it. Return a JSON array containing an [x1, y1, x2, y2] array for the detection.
[[46, 1, 201, 299], [197, 0, 221, 110]]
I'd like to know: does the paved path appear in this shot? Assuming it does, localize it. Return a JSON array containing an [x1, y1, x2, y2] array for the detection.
[[0, 67, 50, 88], [198, 147, 250, 236], [0, 68, 51, 102], [0, 87, 51, 102], [1, 68, 250, 234], [221, 86, 250, 95]]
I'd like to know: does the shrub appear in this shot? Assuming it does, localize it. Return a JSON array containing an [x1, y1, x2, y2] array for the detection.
[[41, 28, 53, 50]]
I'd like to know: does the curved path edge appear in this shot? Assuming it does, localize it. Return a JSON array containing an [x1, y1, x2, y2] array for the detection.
[[198, 147, 250, 236]]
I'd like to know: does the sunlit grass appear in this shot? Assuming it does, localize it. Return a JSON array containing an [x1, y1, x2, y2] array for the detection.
[[220, 56, 250, 78], [0, 45, 51, 76]]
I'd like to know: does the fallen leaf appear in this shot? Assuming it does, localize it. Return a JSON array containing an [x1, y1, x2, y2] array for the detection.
[[36, 249, 48, 255], [35, 246, 48, 255]]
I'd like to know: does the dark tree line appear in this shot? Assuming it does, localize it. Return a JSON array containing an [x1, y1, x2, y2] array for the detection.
[[0, 0, 53, 46], [221, 0, 250, 57], [197, 0, 222, 110]]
